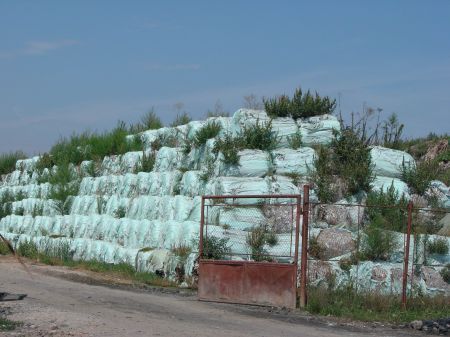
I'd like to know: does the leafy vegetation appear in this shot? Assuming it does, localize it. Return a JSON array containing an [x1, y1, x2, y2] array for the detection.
[[312, 128, 373, 202], [201, 236, 230, 260], [366, 183, 408, 232], [170, 112, 192, 127], [193, 121, 222, 147], [427, 238, 449, 255], [402, 159, 440, 195], [287, 131, 302, 149], [47, 163, 81, 215], [264, 87, 336, 119], [129, 108, 163, 133], [307, 285, 450, 323], [0, 151, 27, 175], [212, 120, 279, 166], [16, 239, 176, 287], [361, 222, 398, 261], [37, 121, 143, 169]]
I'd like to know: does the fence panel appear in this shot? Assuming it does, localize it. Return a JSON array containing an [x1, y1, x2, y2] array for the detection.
[[198, 194, 301, 308]]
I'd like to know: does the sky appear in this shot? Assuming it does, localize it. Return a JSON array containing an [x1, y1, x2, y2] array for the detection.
[[1, 0, 449, 155]]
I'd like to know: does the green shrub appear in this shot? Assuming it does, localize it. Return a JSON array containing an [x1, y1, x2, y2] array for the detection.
[[311, 146, 335, 203], [287, 131, 302, 149], [135, 151, 155, 173], [199, 155, 215, 183], [48, 163, 80, 215], [201, 236, 230, 260], [361, 222, 398, 261], [240, 119, 279, 151], [129, 109, 163, 133], [264, 87, 336, 120], [311, 128, 373, 202], [263, 94, 290, 118], [366, 183, 408, 232], [193, 121, 222, 147], [331, 127, 374, 196], [113, 205, 127, 218], [212, 133, 241, 165], [0, 151, 27, 175], [427, 238, 449, 255], [402, 159, 440, 196], [171, 112, 191, 127]]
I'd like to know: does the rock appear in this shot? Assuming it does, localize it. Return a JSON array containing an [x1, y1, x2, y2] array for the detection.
[[315, 198, 363, 230], [437, 213, 450, 237], [316, 228, 355, 259], [370, 146, 415, 178], [410, 320, 423, 330], [426, 180, 450, 209], [423, 139, 448, 162], [421, 266, 450, 291], [371, 265, 388, 282]]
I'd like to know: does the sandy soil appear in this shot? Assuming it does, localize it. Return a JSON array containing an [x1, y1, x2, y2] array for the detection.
[[0, 257, 419, 337]]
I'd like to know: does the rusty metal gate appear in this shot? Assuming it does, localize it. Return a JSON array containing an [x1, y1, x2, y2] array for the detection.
[[198, 194, 301, 308]]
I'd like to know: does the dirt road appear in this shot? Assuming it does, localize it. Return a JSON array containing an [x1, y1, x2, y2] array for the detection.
[[0, 258, 418, 337]]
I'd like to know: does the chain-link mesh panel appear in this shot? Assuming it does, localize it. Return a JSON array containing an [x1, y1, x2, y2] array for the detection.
[[200, 196, 300, 264]]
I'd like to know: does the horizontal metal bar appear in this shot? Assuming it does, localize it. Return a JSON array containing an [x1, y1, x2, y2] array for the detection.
[[199, 260, 296, 267], [203, 194, 301, 199]]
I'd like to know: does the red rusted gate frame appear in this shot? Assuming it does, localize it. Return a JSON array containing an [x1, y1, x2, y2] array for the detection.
[[198, 194, 301, 308]]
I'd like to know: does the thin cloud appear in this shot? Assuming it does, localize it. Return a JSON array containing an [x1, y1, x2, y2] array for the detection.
[[144, 63, 200, 71], [0, 39, 79, 59], [24, 39, 79, 55]]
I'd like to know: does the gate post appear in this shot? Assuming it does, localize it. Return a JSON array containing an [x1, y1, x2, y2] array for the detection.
[[402, 201, 413, 309], [199, 196, 205, 259], [299, 185, 310, 308]]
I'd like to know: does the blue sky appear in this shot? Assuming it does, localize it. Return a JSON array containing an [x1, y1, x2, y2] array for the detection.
[[1, 1, 449, 154]]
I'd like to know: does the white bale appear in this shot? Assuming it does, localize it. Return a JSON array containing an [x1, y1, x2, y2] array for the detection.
[[221, 150, 270, 177], [371, 176, 410, 198], [370, 146, 415, 179], [272, 147, 315, 175], [298, 114, 340, 146]]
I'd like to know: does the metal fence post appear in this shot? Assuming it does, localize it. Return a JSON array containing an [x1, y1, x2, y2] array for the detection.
[[402, 201, 413, 309], [199, 196, 205, 259], [299, 185, 310, 308]]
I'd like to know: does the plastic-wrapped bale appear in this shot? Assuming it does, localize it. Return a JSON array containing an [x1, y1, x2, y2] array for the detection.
[[15, 156, 40, 172], [267, 175, 300, 196], [70, 195, 99, 216], [180, 171, 203, 197], [270, 117, 300, 148], [298, 114, 340, 146], [214, 206, 267, 231], [230, 109, 270, 136], [126, 195, 194, 222], [220, 149, 270, 177], [154, 147, 183, 172], [212, 177, 270, 204], [272, 147, 315, 175], [371, 176, 410, 198], [186, 121, 206, 141], [370, 146, 415, 179]]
